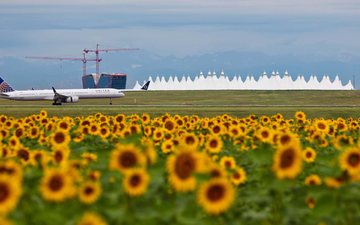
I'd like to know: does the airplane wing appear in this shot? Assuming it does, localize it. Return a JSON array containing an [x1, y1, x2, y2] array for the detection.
[[52, 87, 69, 104]]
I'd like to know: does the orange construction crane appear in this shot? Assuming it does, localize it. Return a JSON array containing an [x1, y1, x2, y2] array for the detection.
[[25, 53, 99, 76], [83, 44, 139, 76]]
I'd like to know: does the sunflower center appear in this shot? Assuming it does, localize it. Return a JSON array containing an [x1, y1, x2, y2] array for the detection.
[[206, 184, 225, 202], [261, 131, 269, 138], [306, 151, 313, 158], [54, 151, 64, 163], [233, 172, 240, 179], [49, 175, 64, 192], [59, 122, 68, 130], [164, 121, 174, 131], [309, 179, 316, 185], [54, 132, 65, 144], [175, 153, 195, 180], [100, 128, 107, 135], [84, 186, 94, 195], [119, 151, 137, 168], [280, 135, 291, 145], [209, 140, 218, 148], [318, 123, 326, 130], [280, 148, 295, 169], [130, 174, 142, 187], [225, 161, 232, 168], [210, 169, 221, 178], [348, 153, 360, 167], [0, 183, 10, 203], [213, 126, 220, 133], [185, 136, 195, 145], [17, 149, 30, 161]]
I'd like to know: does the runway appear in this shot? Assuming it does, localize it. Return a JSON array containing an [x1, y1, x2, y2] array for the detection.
[[1, 104, 360, 107]]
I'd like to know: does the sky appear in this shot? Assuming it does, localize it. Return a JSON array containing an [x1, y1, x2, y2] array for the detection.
[[0, 0, 359, 89]]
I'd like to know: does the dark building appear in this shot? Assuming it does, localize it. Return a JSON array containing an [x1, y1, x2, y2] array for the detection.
[[82, 73, 127, 89], [82, 74, 96, 89]]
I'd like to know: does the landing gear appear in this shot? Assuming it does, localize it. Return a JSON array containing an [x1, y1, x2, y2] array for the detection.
[[109, 98, 113, 105], [52, 102, 62, 105]]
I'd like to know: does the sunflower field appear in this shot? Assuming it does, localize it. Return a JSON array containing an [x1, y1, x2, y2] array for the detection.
[[0, 110, 359, 225]]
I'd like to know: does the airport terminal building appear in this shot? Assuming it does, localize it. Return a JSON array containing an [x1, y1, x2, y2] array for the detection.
[[82, 73, 127, 89]]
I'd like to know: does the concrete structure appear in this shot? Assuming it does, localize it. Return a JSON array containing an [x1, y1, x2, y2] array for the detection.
[[134, 70, 353, 90]]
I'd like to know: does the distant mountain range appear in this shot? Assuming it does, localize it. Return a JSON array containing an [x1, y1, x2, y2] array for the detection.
[[1, 51, 359, 89]]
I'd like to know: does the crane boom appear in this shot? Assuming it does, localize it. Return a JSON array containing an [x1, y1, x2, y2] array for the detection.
[[84, 44, 139, 76], [25, 53, 99, 76]]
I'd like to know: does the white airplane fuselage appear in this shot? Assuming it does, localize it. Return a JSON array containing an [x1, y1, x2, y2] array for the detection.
[[1, 88, 124, 101]]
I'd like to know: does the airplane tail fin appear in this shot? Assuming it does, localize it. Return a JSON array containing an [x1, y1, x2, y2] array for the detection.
[[141, 81, 150, 90], [0, 76, 15, 93]]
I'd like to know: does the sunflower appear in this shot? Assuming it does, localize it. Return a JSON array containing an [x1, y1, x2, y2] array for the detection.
[[167, 149, 203, 192], [141, 113, 151, 124], [32, 150, 50, 168], [109, 144, 146, 174], [260, 115, 271, 124], [40, 168, 76, 202], [57, 120, 71, 131], [14, 126, 25, 139], [15, 147, 31, 165], [52, 146, 70, 165], [305, 197, 316, 209], [304, 174, 322, 186], [219, 156, 236, 170], [228, 125, 242, 139], [77, 212, 108, 225], [272, 143, 303, 179], [81, 153, 98, 163], [123, 168, 150, 197], [324, 177, 342, 189], [277, 132, 298, 147], [256, 127, 273, 143], [302, 147, 317, 163], [295, 111, 306, 121], [0, 175, 22, 215], [89, 124, 100, 136], [210, 124, 223, 135], [88, 171, 101, 181], [161, 140, 175, 154], [334, 135, 353, 150], [314, 120, 329, 134], [231, 167, 247, 186], [99, 127, 111, 139], [208, 163, 228, 179], [205, 135, 223, 154], [163, 119, 177, 133], [7, 136, 20, 150], [29, 126, 40, 139], [79, 181, 101, 204], [152, 128, 165, 141], [339, 147, 360, 175], [39, 109, 48, 118], [0, 161, 23, 182], [49, 130, 71, 147], [180, 133, 199, 150], [197, 178, 235, 215]]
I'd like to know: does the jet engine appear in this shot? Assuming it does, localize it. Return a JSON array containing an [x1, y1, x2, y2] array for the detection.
[[65, 96, 79, 103]]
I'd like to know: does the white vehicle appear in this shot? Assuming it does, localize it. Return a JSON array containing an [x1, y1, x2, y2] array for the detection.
[[0, 76, 150, 105]]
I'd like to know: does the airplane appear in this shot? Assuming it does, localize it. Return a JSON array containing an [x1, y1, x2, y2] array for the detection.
[[0, 76, 150, 105]]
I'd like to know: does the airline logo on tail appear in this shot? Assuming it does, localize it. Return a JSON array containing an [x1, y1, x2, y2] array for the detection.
[[0, 77, 15, 93]]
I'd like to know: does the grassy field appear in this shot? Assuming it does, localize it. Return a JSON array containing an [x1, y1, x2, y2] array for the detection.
[[1, 90, 360, 118]]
